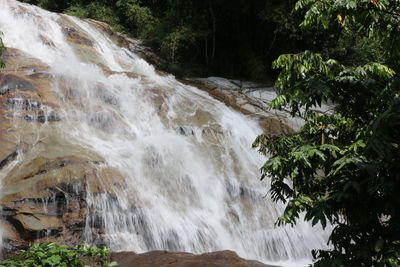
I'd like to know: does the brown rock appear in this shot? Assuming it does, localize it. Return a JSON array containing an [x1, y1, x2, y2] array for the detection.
[[0, 46, 126, 253], [0, 74, 36, 94], [0, 221, 19, 240], [13, 214, 61, 231], [181, 80, 293, 136], [110, 250, 278, 267]]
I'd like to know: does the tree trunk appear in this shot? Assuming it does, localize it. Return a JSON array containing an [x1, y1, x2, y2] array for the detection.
[[205, 36, 209, 65], [208, 1, 216, 61]]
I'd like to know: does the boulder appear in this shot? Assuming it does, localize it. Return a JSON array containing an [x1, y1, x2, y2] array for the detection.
[[110, 250, 278, 267]]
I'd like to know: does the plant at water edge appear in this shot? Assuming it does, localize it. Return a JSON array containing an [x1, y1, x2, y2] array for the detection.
[[0, 243, 118, 267]]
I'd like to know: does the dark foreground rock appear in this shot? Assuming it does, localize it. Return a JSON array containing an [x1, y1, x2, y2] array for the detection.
[[110, 250, 278, 267]]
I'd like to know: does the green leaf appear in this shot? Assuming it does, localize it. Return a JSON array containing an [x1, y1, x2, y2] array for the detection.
[[375, 238, 384, 253]]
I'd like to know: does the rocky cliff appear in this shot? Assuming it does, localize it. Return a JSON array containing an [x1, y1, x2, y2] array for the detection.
[[0, 19, 126, 253]]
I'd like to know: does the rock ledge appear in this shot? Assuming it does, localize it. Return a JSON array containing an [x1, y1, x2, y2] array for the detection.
[[110, 250, 279, 267]]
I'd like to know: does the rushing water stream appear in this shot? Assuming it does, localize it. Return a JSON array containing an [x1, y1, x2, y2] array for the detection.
[[0, 1, 329, 266]]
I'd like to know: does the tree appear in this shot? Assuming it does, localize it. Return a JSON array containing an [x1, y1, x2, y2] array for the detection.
[[20, 0, 312, 80], [254, 0, 400, 266]]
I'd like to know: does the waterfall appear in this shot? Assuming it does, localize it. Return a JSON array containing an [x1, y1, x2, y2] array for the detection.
[[0, 1, 330, 266]]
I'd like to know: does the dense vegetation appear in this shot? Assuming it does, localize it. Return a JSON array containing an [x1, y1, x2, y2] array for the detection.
[[254, 0, 400, 265], [0, 243, 117, 267], [20, 0, 314, 80]]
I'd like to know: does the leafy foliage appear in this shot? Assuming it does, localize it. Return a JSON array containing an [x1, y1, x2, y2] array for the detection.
[[0, 243, 117, 267], [20, 0, 312, 80], [254, 0, 400, 266], [115, 0, 156, 38]]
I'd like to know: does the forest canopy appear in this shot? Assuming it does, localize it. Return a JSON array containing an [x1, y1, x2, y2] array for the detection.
[[20, 0, 313, 80]]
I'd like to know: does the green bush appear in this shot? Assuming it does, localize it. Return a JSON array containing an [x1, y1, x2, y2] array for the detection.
[[65, 3, 123, 33], [0, 243, 118, 267], [115, 0, 156, 39]]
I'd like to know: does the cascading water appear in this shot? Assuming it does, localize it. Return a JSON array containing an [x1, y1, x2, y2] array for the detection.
[[0, 1, 330, 266]]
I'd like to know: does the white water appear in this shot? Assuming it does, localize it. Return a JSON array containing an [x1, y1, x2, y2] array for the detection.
[[0, 1, 329, 266]]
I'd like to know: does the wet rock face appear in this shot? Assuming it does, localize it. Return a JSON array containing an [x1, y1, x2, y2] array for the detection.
[[0, 75, 36, 94], [0, 48, 56, 173], [0, 47, 125, 254], [1, 179, 87, 251], [0, 17, 174, 256], [61, 25, 94, 47], [84, 18, 165, 69], [182, 78, 297, 136], [110, 250, 278, 267], [0, 156, 122, 253]]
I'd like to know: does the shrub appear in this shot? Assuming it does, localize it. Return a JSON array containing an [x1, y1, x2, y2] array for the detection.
[[0, 243, 118, 267]]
